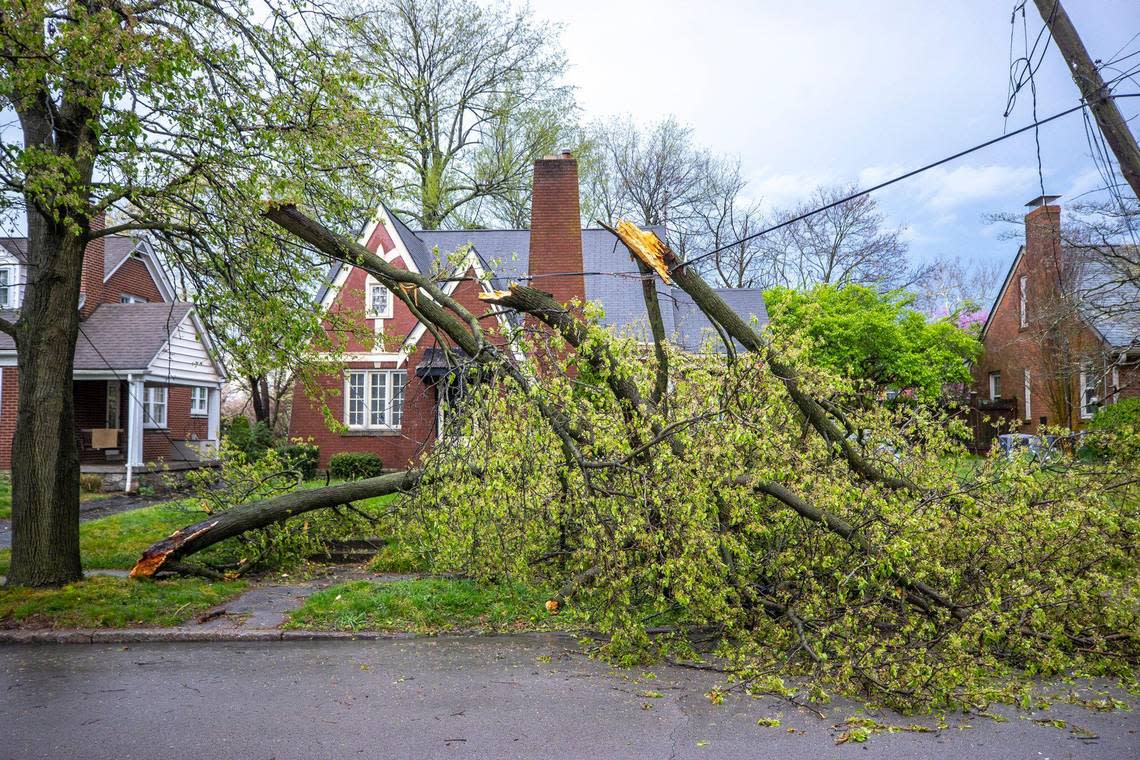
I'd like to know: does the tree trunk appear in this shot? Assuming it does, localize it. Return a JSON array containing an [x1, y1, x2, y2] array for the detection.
[[131, 468, 423, 577], [7, 216, 87, 586], [248, 374, 271, 423]]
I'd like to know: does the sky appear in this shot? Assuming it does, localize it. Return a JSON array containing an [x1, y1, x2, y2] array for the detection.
[[529, 0, 1140, 272]]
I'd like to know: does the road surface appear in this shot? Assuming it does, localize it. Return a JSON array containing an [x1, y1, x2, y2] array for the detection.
[[1, 634, 1136, 759]]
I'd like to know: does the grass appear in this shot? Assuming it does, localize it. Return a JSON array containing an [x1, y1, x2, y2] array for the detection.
[[285, 577, 572, 634], [0, 575, 246, 629]]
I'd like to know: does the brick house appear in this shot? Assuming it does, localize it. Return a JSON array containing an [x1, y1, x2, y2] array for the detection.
[[973, 196, 1139, 432], [0, 224, 225, 490], [290, 153, 768, 469]]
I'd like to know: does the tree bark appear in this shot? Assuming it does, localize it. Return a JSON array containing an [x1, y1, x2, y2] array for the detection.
[[248, 374, 271, 424], [7, 216, 87, 586], [131, 468, 423, 577]]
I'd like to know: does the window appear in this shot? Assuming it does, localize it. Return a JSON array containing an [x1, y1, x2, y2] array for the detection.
[[367, 281, 393, 319], [106, 381, 120, 428], [143, 386, 167, 428], [1018, 275, 1028, 328], [190, 386, 208, 416], [345, 370, 406, 429], [0, 266, 17, 308], [1023, 369, 1031, 422], [988, 371, 1001, 401], [1079, 362, 1101, 420], [1111, 366, 1120, 404], [121, 294, 148, 304]]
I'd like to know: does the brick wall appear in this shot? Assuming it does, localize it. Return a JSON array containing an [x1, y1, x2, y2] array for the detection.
[[141, 384, 209, 463], [105, 258, 164, 304], [79, 214, 106, 318], [0, 367, 18, 469]]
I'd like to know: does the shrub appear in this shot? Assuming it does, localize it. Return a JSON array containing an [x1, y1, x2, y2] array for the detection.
[[1086, 396, 1140, 463], [276, 441, 319, 481], [79, 473, 104, 494], [224, 415, 274, 459], [329, 452, 383, 480]]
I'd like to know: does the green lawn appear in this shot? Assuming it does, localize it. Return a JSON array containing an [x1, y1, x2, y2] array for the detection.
[[286, 577, 574, 634], [0, 476, 9, 519], [0, 575, 245, 629]]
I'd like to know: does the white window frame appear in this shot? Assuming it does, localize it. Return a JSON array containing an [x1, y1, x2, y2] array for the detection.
[[0, 265, 15, 309], [1079, 362, 1100, 420], [988, 371, 1001, 401], [1018, 275, 1028, 328], [1023, 368, 1031, 422], [1111, 366, 1120, 404], [106, 381, 120, 428], [143, 386, 168, 429], [189, 386, 208, 417], [121, 294, 148, 304], [344, 370, 406, 430], [366, 277, 393, 319]]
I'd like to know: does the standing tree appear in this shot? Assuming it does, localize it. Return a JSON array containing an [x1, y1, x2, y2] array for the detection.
[[761, 184, 918, 291], [0, 0, 391, 586], [349, 0, 575, 230]]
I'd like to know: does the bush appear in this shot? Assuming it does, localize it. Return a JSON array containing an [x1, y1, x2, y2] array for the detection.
[[329, 452, 383, 480], [276, 441, 320, 481], [224, 415, 274, 459], [1086, 396, 1140, 463], [79, 473, 104, 494]]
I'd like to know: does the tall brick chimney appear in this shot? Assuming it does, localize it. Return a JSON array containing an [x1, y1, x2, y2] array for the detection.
[[1023, 194, 1062, 273], [79, 213, 106, 318], [528, 151, 585, 305]]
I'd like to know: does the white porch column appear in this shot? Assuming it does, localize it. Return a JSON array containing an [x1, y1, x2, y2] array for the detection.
[[207, 386, 221, 451], [126, 376, 145, 467]]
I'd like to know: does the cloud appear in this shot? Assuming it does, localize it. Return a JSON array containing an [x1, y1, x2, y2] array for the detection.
[[917, 165, 1041, 210], [749, 169, 839, 209]]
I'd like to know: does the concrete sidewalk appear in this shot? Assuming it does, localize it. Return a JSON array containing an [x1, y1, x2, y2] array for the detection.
[[2, 635, 1136, 760]]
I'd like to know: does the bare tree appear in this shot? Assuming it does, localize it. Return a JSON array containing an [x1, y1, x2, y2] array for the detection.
[[912, 255, 1004, 321], [688, 160, 767, 288], [350, 0, 574, 230], [761, 185, 916, 291]]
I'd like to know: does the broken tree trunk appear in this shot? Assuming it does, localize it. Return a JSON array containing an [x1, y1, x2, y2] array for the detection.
[[608, 221, 917, 493], [130, 469, 422, 578]]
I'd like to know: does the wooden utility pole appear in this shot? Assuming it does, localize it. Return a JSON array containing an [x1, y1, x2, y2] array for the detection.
[[1033, 0, 1140, 199]]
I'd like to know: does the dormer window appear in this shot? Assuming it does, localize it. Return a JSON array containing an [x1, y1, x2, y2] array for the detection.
[[121, 294, 147, 304], [1018, 275, 1028, 328], [367, 280, 393, 319]]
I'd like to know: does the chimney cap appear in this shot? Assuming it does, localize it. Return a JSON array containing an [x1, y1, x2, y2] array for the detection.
[[560, 149, 573, 159], [1025, 194, 1061, 208]]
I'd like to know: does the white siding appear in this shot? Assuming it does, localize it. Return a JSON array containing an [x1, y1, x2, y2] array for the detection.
[[0, 251, 24, 309], [147, 314, 222, 384]]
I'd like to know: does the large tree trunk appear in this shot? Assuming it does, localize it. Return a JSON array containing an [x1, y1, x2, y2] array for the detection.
[[248, 374, 271, 423], [131, 468, 423, 577], [7, 215, 87, 586]]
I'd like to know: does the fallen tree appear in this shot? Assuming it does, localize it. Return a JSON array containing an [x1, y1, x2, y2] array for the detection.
[[130, 469, 422, 577]]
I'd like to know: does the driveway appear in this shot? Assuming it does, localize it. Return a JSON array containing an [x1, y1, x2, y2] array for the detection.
[[1, 634, 1135, 760]]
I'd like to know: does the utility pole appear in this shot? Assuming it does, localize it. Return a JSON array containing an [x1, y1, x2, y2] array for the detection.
[[1032, 0, 1140, 199]]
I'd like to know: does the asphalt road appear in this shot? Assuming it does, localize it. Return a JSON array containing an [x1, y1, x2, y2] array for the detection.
[[1, 634, 1136, 760]]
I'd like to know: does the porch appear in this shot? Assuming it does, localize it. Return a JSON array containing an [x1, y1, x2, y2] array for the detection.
[[74, 376, 222, 491]]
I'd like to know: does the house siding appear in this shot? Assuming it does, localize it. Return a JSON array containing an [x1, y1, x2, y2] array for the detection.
[[106, 258, 164, 304]]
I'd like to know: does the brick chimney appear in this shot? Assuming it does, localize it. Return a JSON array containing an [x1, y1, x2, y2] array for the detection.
[[79, 213, 106, 318], [1023, 194, 1062, 273], [528, 151, 585, 305]]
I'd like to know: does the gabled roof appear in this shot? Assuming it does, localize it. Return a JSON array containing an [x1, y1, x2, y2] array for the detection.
[[1074, 253, 1140, 349], [0, 238, 27, 261], [317, 207, 769, 352], [0, 302, 195, 371]]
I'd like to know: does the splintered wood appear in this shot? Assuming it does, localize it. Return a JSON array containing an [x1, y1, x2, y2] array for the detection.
[[613, 220, 673, 285]]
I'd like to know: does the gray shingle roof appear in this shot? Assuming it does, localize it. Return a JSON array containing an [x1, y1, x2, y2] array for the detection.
[[1, 234, 141, 276], [0, 302, 194, 371], [1075, 255, 1140, 349], [0, 238, 27, 262], [319, 212, 768, 351]]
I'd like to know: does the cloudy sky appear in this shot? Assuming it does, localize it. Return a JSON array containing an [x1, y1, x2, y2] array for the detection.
[[530, 0, 1140, 271]]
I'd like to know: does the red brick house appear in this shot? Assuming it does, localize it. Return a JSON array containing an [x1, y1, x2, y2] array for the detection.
[[974, 196, 1139, 433], [0, 225, 225, 490], [290, 153, 768, 469]]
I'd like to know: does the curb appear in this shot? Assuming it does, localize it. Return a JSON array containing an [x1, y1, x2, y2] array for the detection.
[[0, 628, 421, 645]]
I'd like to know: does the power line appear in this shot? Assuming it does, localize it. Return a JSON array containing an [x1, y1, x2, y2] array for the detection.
[[682, 96, 1138, 272]]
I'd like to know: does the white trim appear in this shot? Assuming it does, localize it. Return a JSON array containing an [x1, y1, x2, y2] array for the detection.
[[1023, 368, 1031, 422], [144, 308, 227, 383], [189, 385, 209, 417], [106, 380, 121, 428], [143, 385, 168, 428], [1111, 365, 1120, 403], [103, 237, 177, 303], [988, 371, 1001, 401], [1018, 275, 1028, 328], [365, 276, 394, 319], [1079, 361, 1098, 420], [0, 264, 17, 309], [343, 368, 407, 430], [318, 206, 421, 312]]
